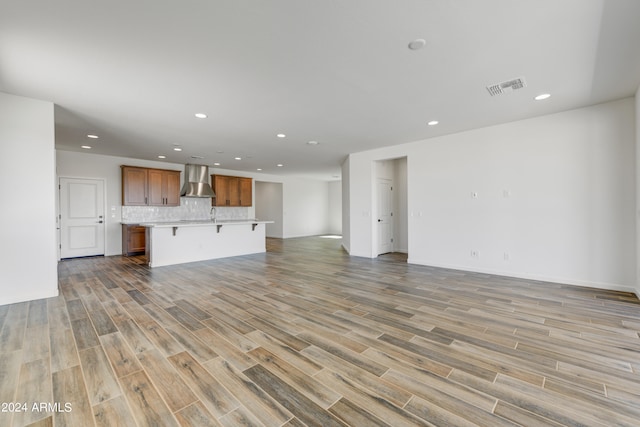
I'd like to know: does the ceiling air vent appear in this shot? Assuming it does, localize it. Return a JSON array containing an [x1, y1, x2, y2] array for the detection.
[[486, 77, 527, 96]]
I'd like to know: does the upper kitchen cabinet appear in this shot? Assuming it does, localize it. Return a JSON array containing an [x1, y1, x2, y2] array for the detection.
[[211, 175, 252, 206], [148, 168, 181, 206], [121, 166, 181, 206], [121, 166, 148, 206], [238, 177, 252, 207]]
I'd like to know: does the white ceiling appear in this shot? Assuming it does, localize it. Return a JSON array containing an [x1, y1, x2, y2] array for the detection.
[[2, 0, 639, 180]]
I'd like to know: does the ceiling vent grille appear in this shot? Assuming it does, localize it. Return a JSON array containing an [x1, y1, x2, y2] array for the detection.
[[486, 77, 527, 96]]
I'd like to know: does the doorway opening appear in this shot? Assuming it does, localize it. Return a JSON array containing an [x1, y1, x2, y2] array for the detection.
[[255, 181, 283, 238], [374, 157, 408, 258]]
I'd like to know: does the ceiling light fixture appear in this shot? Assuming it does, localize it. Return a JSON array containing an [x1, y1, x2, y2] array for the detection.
[[173, 147, 182, 152], [408, 38, 427, 50], [194, 113, 207, 118], [235, 157, 242, 160], [427, 120, 439, 126], [257, 168, 262, 171], [81, 145, 92, 149], [277, 164, 283, 167], [534, 93, 551, 101], [158, 155, 166, 159], [87, 134, 99, 139], [213, 162, 220, 166], [307, 140, 319, 145], [277, 133, 286, 138]]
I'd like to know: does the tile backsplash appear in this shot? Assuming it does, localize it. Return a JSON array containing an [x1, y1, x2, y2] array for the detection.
[[122, 198, 250, 223]]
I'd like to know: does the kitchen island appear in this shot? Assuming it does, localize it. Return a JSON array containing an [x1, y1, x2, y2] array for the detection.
[[140, 219, 273, 267]]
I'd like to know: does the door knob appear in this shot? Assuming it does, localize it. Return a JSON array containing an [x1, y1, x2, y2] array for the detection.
[[97, 220, 103, 223], [378, 219, 382, 222]]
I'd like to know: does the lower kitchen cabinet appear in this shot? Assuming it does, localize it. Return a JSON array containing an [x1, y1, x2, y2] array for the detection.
[[122, 224, 146, 256]]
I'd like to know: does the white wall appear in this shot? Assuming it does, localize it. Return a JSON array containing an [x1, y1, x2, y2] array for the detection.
[[347, 98, 636, 293], [348, 152, 375, 257], [255, 181, 283, 238], [56, 151, 333, 253], [636, 86, 640, 298], [341, 159, 351, 252], [0, 92, 58, 305], [282, 179, 329, 238], [328, 181, 342, 235]]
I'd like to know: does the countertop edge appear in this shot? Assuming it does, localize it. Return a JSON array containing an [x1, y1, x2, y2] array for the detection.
[[139, 220, 274, 228]]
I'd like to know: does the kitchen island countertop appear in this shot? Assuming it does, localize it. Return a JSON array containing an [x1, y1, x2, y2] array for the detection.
[[139, 219, 273, 228]]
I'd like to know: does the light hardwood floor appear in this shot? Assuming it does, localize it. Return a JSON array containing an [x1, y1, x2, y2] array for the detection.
[[1, 236, 639, 426]]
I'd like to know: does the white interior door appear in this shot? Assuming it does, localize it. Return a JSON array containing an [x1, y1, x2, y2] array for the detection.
[[59, 177, 105, 258], [377, 178, 393, 255]]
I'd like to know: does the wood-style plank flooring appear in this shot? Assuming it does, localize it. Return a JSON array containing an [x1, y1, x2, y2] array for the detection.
[[1, 236, 640, 426]]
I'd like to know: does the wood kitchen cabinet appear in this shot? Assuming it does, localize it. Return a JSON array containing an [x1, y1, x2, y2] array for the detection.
[[211, 174, 252, 206], [122, 224, 146, 256], [121, 166, 148, 206], [148, 168, 181, 206], [238, 177, 252, 206], [121, 166, 181, 206]]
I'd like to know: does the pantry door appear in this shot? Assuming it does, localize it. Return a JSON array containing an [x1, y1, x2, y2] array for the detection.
[[59, 177, 105, 258]]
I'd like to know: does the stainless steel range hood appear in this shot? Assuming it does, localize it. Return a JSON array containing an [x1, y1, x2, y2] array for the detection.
[[180, 164, 216, 198]]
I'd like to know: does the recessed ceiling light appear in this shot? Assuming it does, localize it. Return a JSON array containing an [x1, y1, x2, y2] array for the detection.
[[427, 120, 439, 126], [213, 162, 220, 166], [277, 133, 286, 138], [173, 147, 182, 152], [277, 164, 283, 167], [158, 155, 166, 159], [408, 38, 427, 50], [257, 168, 262, 171], [307, 140, 319, 145], [87, 134, 99, 139], [534, 93, 551, 101], [234, 157, 242, 160], [194, 113, 207, 119], [81, 145, 92, 149]]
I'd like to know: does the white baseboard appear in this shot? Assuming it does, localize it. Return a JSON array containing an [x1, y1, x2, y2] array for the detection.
[[406, 258, 637, 295], [0, 289, 59, 306]]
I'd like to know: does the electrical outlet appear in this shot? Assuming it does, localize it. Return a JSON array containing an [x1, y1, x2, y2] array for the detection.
[[471, 191, 478, 199], [471, 250, 479, 258]]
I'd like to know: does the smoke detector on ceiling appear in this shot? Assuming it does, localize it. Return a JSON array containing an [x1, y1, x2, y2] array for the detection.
[[486, 77, 527, 96]]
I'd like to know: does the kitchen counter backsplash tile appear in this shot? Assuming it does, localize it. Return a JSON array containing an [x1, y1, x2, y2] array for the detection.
[[122, 198, 249, 223]]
